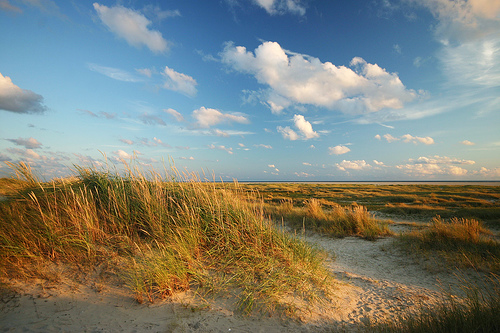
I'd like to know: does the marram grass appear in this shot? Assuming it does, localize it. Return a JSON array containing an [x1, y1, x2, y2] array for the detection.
[[0, 162, 335, 316], [266, 198, 393, 240], [396, 216, 500, 273]]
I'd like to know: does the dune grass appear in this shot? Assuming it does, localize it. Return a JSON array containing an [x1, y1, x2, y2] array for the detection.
[[396, 216, 500, 273], [0, 162, 335, 316], [373, 275, 500, 333], [265, 198, 393, 240]]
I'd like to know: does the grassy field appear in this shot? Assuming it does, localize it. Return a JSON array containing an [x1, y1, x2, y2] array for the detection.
[[236, 183, 500, 228]]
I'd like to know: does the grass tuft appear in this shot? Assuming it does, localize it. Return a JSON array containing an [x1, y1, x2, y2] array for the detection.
[[267, 200, 393, 240], [396, 216, 500, 273]]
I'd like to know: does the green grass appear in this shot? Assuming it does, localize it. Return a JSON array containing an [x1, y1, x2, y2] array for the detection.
[[0, 162, 335, 316]]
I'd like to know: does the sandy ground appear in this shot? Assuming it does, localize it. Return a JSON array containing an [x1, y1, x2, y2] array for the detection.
[[0, 222, 491, 333]]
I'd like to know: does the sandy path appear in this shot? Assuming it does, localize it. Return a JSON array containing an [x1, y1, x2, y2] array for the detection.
[[0, 231, 489, 332]]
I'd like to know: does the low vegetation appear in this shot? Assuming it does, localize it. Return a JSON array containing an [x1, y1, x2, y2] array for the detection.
[[396, 216, 500, 273], [265, 198, 393, 240], [373, 276, 500, 333], [238, 183, 500, 228], [0, 162, 334, 316]]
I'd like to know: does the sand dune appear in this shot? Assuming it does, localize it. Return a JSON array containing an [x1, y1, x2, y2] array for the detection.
[[1, 230, 489, 332]]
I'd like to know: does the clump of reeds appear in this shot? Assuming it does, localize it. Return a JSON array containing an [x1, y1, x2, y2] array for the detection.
[[372, 275, 500, 333], [0, 162, 335, 316], [268, 199, 392, 240], [397, 216, 500, 273]]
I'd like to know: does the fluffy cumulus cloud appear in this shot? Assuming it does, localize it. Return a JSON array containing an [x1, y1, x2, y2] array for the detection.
[[336, 160, 371, 171], [329, 145, 351, 155], [93, 3, 168, 53], [0, 73, 47, 114], [460, 140, 475, 145], [192, 107, 249, 128], [293, 114, 319, 139], [396, 155, 475, 177], [221, 41, 417, 114], [277, 114, 318, 140], [6, 137, 42, 149], [376, 133, 435, 145], [162, 66, 198, 97]]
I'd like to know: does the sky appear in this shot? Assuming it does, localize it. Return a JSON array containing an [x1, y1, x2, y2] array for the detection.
[[1, 0, 499, 181]]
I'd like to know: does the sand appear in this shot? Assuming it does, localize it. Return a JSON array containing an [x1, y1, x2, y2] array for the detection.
[[0, 224, 490, 332]]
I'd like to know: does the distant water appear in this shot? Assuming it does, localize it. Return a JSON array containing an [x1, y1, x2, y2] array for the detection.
[[240, 181, 500, 186]]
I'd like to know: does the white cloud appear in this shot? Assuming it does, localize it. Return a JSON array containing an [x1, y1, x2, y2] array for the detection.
[[460, 140, 475, 145], [409, 155, 475, 165], [254, 144, 273, 149], [293, 114, 319, 139], [478, 167, 500, 178], [213, 129, 229, 137], [396, 154, 476, 177], [383, 133, 399, 143], [93, 3, 168, 53], [401, 134, 435, 145], [208, 144, 233, 154], [113, 150, 137, 160], [192, 107, 249, 128], [267, 164, 279, 172], [373, 160, 385, 166], [277, 126, 299, 140], [163, 108, 184, 122], [328, 145, 351, 155], [336, 160, 371, 171], [0, 73, 47, 114], [411, 0, 500, 43], [6, 137, 42, 149], [252, 0, 306, 15], [162, 66, 198, 97], [295, 171, 313, 177], [221, 41, 417, 115], [88, 63, 143, 82], [377, 133, 435, 144], [277, 114, 318, 141]]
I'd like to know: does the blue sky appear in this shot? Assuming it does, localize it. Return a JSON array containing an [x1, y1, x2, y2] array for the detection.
[[1, 0, 499, 181]]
